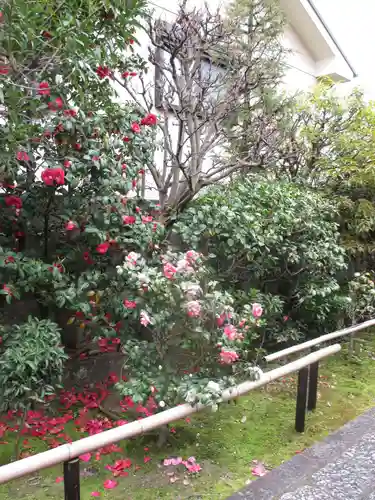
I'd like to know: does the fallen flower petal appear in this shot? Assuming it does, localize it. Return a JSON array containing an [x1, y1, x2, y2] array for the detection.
[[91, 492, 101, 497], [103, 479, 118, 489], [79, 452, 91, 462], [55, 476, 64, 483], [251, 462, 267, 477]]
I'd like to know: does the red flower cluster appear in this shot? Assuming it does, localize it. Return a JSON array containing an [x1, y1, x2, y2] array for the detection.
[[16, 151, 30, 161], [141, 113, 157, 126], [122, 215, 136, 225], [48, 97, 63, 111], [98, 337, 121, 353], [5, 196, 22, 209], [41, 168, 65, 186], [96, 66, 111, 79], [38, 82, 50, 96]]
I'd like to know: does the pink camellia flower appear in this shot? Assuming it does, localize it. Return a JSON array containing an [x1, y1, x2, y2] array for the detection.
[[141, 215, 153, 223], [103, 479, 118, 489], [5, 196, 22, 209], [38, 81, 50, 96], [186, 300, 201, 318], [219, 349, 239, 364], [224, 325, 238, 341], [96, 242, 110, 254], [3, 284, 12, 295], [252, 303, 263, 318], [238, 319, 246, 328], [141, 113, 157, 126], [216, 311, 232, 327], [123, 299, 136, 309], [16, 151, 30, 162], [65, 221, 77, 231], [140, 310, 151, 326], [41, 168, 65, 186], [176, 258, 194, 274], [126, 251, 139, 266], [123, 215, 136, 225], [185, 250, 200, 263], [283, 315, 289, 322], [131, 122, 141, 133], [163, 262, 177, 279]]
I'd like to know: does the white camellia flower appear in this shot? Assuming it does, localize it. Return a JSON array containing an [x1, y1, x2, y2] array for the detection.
[[159, 400, 166, 408]]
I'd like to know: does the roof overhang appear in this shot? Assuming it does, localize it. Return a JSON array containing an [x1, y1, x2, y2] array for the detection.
[[279, 0, 354, 82]]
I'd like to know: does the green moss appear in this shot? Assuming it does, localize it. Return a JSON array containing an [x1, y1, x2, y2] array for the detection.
[[1, 338, 375, 500]]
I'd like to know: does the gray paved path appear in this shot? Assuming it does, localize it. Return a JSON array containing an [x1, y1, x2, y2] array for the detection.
[[227, 407, 375, 499]]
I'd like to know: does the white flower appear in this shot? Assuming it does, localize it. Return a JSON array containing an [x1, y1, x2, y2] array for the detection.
[[354, 272, 361, 277], [116, 266, 124, 275], [159, 400, 166, 408]]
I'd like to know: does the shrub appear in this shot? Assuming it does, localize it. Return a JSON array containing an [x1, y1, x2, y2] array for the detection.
[[0, 317, 67, 412], [175, 179, 349, 346]]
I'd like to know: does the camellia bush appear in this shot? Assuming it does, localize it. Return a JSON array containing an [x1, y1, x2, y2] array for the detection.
[[175, 179, 350, 347], [0, 0, 264, 412]]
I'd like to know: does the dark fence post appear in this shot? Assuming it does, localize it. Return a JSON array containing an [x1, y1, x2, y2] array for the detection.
[[307, 361, 319, 411], [64, 458, 80, 500], [295, 366, 309, 433]]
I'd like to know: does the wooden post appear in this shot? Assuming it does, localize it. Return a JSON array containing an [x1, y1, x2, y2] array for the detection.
[[307, 361, 319, 411], [295, 366, 308, 433], [64, 458, 80, 500]]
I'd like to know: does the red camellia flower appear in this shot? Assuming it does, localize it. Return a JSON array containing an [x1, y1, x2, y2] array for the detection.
[[16, 151, 30, 161], [123, 299, 136, 309], [122, 71, 129, 78], [121, 163, 127, 170], [5, 196, 22, 209], [64, 109, 77, 117], [0, 65, 10, 75], [65, 221, 77, 231], [5, 256, 15, 264], [48, 97, 63, 111], [41, 168, 65, 186], [38, 82, 50, 96], [42, 30, 52, 39], [122, 215, 136, 225], [64, 160, 71, 168], [130, 71, 137, 77], [96, 242, 110, 254], [141, 113, 157, 126], [131, 122, 141, 134], [123, 136, 130, 142], [96, 66, 111, 79], [74, 143, 82, 150]]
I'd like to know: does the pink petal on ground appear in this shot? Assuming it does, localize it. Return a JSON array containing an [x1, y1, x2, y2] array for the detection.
[[251, 462, 267, 477], [143, 456, 151, 463], [103, 479, 118, 489], [55, 476, 64, 483], [163, 458, 172, 466], [186, 463, 202, 473], [79, 452, 91, 462], [171, 457, 182, 466], [187, 456, 196, 463], [91, 492, 101, 497]]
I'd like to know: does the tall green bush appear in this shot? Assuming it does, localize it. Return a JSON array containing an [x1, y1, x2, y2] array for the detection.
[[175, 179, 349, 346]]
